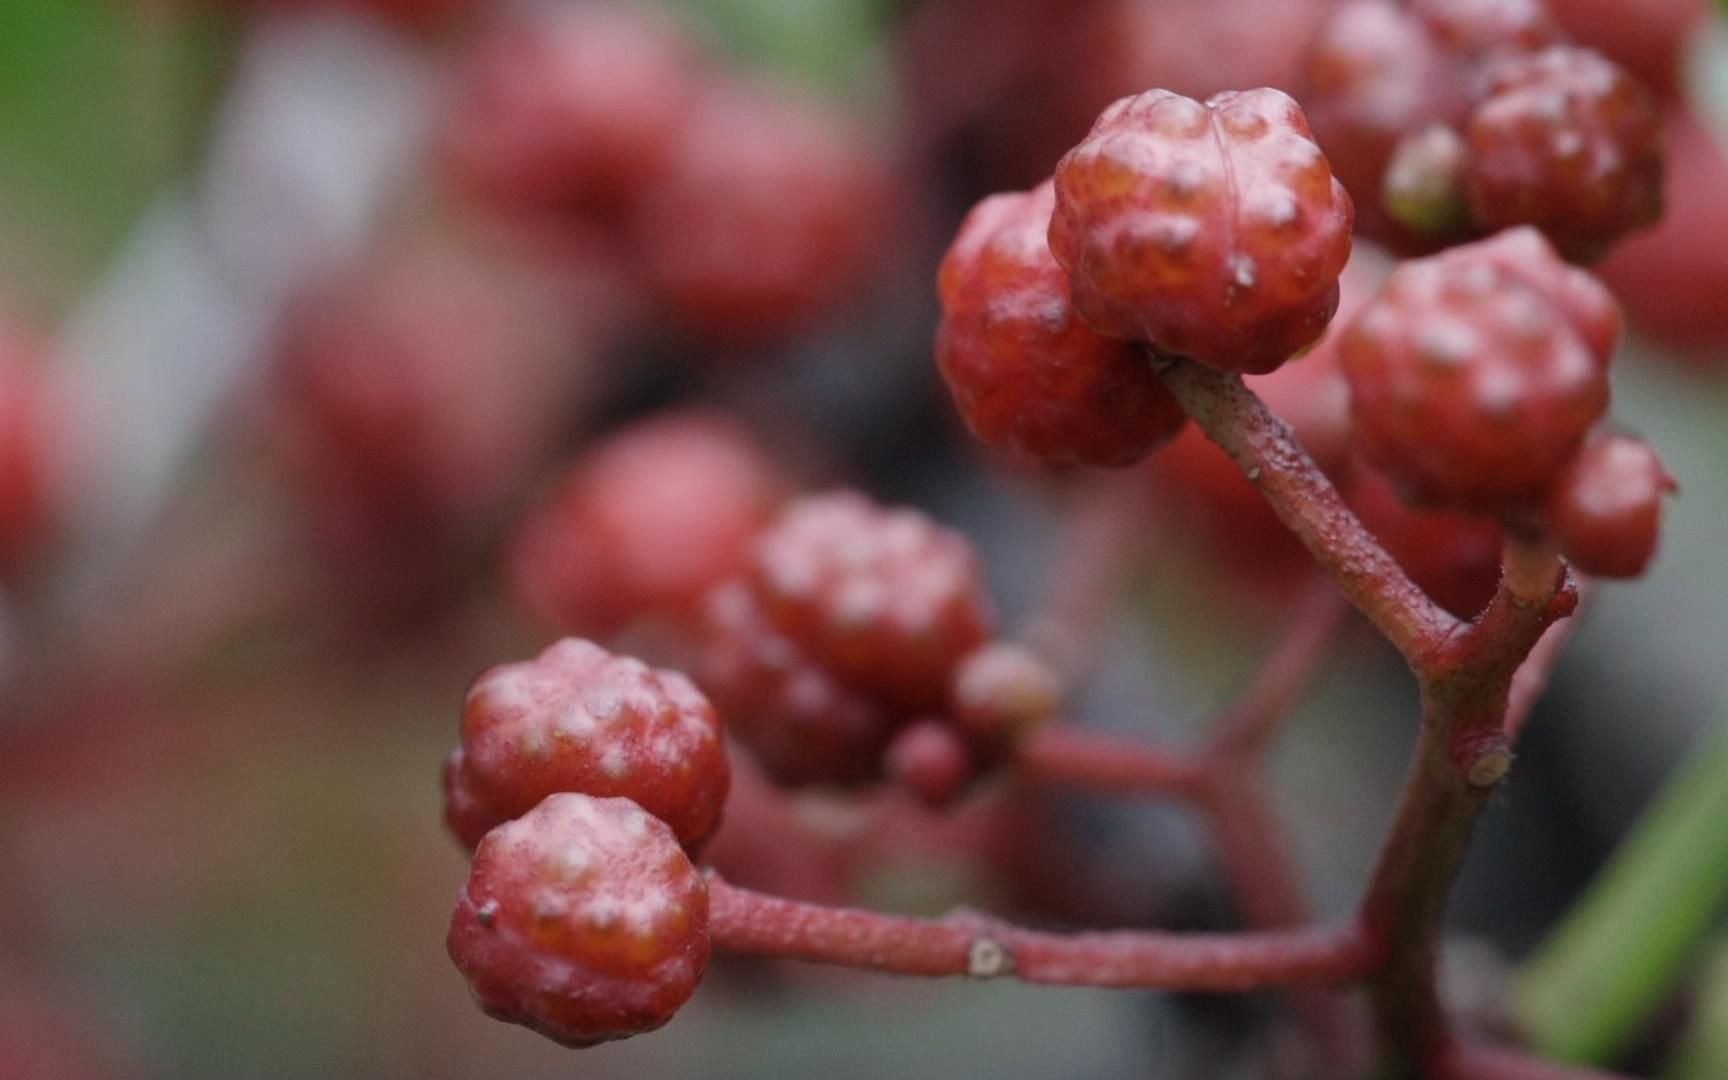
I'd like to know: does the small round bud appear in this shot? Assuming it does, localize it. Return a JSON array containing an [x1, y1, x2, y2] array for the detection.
[[458, 639, 729, 851], [1545, 431, 1674, 578], [1049, 88, 1355, 374], [950, 643, 1061, 750], [448, 794, 709, 1047], [749, 492, 993, 711], [1384, 125, 1470, 236], [885, 720, 975, 809], [1340, 228, 1615, 512], [937, 181, 1186, 468]]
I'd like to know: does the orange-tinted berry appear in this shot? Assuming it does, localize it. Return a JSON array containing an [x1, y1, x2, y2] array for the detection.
[[1545, 431, 1674, 578], [936, 181, 1185, 468], [439, 4, 702, 223], [693, 581, 897, 789], [1049, 88, 1354, 374], [1340, 228, 1614, 512], [749, 492, 993, 710], [447, 794, 709, 1047], [1465, 46, 1664, 261], [457, 639, 729, 851], [509, 411, 784, 636], [630, 82, 892, 346]]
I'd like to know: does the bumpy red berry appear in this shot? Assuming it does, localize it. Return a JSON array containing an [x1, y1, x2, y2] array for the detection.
[[1340, 228, 1615, 512], [1545, 431, 1674, 578], [1408, 0, 1565, 57], [456, 639, 728, 851], [1049, 88, 1355, 374], [509, 411, 784, 635], [1548, 0, 1704, 98], [444, 748, 500, 851], [749, 492, 993, 710], [448, 793, 709, 1047], [693, 581, 896, 789], [630, 82, 891, 346], [439, 4, 702, 223], [936, 181, 1186, 468], [1347, 465, 1505, 618], [1464, 46, 1664, 261]]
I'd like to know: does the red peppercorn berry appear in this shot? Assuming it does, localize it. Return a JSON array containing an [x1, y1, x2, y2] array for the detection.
[[936, 181, 1186, 468], [455, 639, 729, 852], [508, 410, 784, 636], [1339, 228, 1615, 513], [448, 793, 709, 1047], [1049, 87, 1355, 374], [1545, 430, 1674, 578]]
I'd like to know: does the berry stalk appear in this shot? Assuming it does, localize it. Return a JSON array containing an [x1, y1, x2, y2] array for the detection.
[[706, 875, 1374, 991]]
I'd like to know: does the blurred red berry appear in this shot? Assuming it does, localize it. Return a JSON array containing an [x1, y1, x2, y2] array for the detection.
[[1340, 228, 1615, 512], [457, 639, 729, 851], [443, 747, 499, 852], [885, 719, 974, 808], [509, 411, 784, 636], [1545, 431, 1674, 578], [0, 319, 52, 575], [447, 793, 709, 1047], [1464, 46, 1664, 261], [1049, 88, 1354, 374], [1346, 464, 1505, 618], [1597, 109, 1728, 352], [936, 181, 1186, 468], [749, 492, 993, 710], [630, 82, 893, 346], [1547, 0, 1704, 97], [693, 581, 897, 789], [1408, 0, 1565, 58], [439, 4, 703, 226]]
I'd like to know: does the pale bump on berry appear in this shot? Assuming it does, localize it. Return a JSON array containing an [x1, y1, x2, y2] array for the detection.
[[456, 638, 729, 852], [508, 410, 784, 636], [935, 180, 1186, 468], [692, 580, 897, 789], [1049, 87, 1355, 374], [1339, 228, 1615, 513], [1464, 46, 1664, 262], [1545, 430, 1675, 578], [748, 492, 993, 711], [448, 793, 709, 1047]]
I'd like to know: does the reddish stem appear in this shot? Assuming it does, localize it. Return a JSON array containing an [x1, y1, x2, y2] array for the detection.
[[1015, 727, 1208, 798], [706, 874, 1374, 991], [1154, 357, 1458, 666]]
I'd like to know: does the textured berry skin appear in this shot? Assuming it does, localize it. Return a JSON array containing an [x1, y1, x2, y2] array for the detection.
[[444, 748, 501, 852], [1545, 431, 1674, 578], [1465, 47, 1664, 262], [1598, 109, 1728, 351], [1408, 0, 1565, 58], [1049, 88, 1355, 374], [1549, 0, 1704, 98], [630, 83, 891, 346], [749, 492, 993, 710], [439, 5, 702, 223], [509, 411, 783, 635], [936, 181, 1185, 468], [694, 581, 895, 789], [1347, 465, 1505, 618], [1340, 228, 1615, 512], [950, 642, 1060, 751], [456, 639, 729, 851], [448, 793, 709, 1048]]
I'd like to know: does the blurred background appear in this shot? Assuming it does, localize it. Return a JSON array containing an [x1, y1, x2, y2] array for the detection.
[[2, 1, 1726, 1077]]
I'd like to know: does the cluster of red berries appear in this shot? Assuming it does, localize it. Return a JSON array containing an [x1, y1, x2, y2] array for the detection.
[[695, 491, 1057, 803], [1341, 227, 1672, 576], [439, 3, 892, 346], [1303, 0, 1663, 261]]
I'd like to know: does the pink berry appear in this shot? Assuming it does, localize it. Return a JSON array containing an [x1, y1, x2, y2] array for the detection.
[[1049, 88, 1355, 374], [457, 639, 729, 851], [1545, 431, 1674, 578], [448, 793, 709, 1047], [885, 720, 975, 809]]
